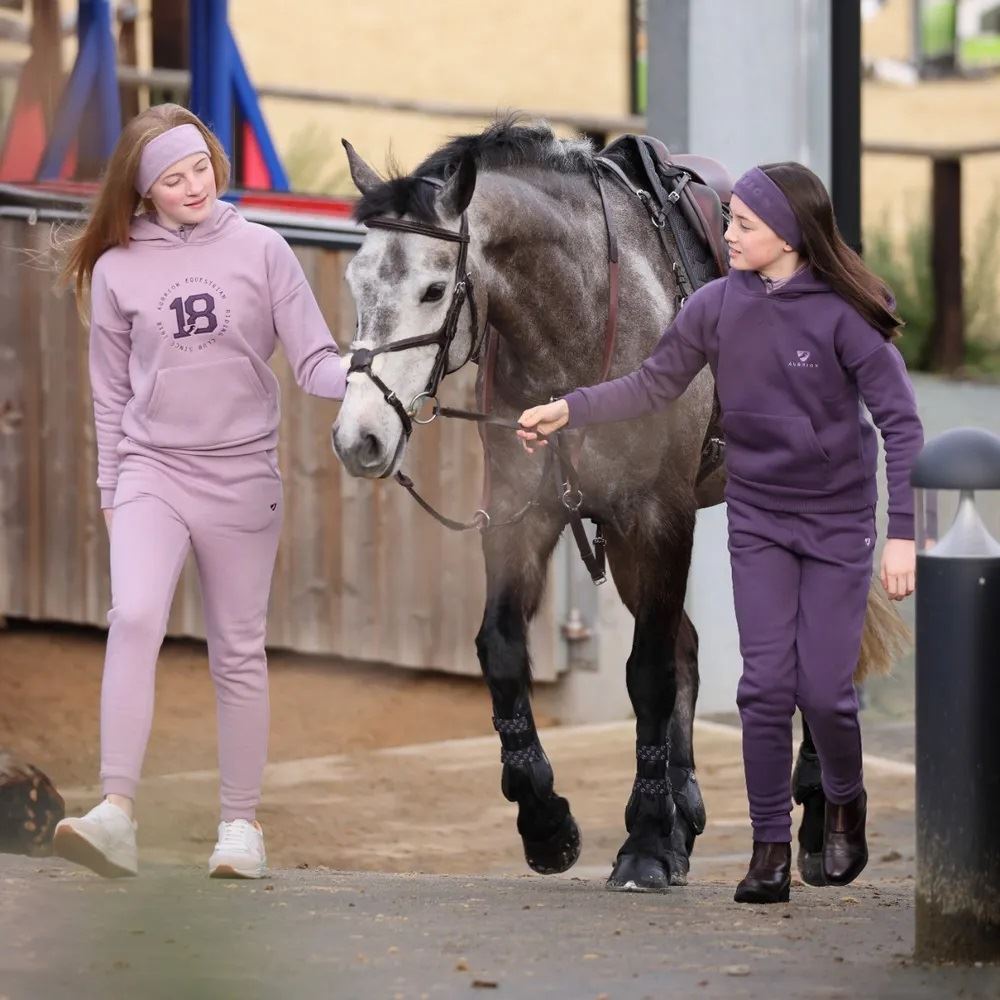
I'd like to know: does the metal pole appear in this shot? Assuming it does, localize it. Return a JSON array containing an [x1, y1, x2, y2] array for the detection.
[[830, 0, 861, 253], [913, 428, 1000, 963], [915, 544, 1000, 960], [189, 0, 233, 157]]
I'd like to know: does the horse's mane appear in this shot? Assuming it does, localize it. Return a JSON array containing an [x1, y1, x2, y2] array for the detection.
[[353, 116, 596, 225]]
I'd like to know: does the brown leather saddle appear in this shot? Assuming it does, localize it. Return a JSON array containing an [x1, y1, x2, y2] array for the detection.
[[597, 133, 732, 293], [596, 134, 731, 496]]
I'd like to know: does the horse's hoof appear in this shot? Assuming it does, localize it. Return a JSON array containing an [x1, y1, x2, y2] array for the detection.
[[797, 846, 826, 887], [523, 813, 581, 875], [606, 852, 670, 893]]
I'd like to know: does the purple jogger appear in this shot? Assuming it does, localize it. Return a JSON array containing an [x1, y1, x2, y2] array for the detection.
[[99, 443, 283, 821], [728, 497, 875, 843]]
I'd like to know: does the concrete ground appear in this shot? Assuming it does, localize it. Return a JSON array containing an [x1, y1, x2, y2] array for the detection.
[[3, 720, 998, 999]]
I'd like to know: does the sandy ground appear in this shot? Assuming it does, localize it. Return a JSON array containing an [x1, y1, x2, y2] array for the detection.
[[0, 621, 516, 790], [2, 622, 913, 879]]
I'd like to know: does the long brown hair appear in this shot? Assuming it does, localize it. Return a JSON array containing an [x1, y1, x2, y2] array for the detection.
[[60, 104, 230, 309], [760, 162, 902, 339]]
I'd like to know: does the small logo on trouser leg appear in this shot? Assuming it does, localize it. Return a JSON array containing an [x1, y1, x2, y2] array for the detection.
[[270, 502, 277, 511], [865, 537, 871, 546]]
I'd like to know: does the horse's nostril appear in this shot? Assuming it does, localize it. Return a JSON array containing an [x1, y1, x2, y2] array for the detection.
[[359, 433, 383, 467]]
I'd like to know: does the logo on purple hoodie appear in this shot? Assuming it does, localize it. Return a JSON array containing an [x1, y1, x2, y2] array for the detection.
[[788, 349, 819, 369]]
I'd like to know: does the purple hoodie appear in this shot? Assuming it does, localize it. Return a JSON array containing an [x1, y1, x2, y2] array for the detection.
[[89, 199, 347, 507], [563, 268, 924, 539]]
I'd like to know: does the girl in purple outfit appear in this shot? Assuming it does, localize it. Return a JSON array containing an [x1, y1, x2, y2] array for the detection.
[[518, 162, 923, 904], [52, 104, 347, 880]]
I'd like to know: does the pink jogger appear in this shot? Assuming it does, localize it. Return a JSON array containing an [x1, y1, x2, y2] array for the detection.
[[99, 443, 283, 821]]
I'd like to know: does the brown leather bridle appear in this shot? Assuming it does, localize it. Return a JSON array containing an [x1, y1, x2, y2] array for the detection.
[[345, 167, 623, 584], [348, 177, 482, 440]]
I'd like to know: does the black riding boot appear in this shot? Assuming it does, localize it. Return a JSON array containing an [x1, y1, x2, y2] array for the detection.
[[734, 841, 791, 904], [822, 789, 868, 886]]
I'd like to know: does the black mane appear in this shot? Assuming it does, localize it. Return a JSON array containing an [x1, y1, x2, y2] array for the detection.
[[353, 116, 595, 225]]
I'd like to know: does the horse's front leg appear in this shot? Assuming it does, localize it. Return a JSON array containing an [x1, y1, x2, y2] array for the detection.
[[604, 512, 696, 892], [476, 508, 581, 875]]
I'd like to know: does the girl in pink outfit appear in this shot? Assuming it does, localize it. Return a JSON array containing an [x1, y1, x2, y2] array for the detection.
[[52, 104, 347, 879]]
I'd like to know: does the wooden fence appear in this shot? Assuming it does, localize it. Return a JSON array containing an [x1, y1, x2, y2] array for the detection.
[[0, 200, 562, 680]]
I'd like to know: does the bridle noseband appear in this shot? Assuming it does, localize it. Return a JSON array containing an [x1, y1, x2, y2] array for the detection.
[[347, 177, 481, 443]]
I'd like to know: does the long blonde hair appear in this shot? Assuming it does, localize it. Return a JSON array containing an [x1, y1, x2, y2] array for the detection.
[[60, 104, 230, 308]]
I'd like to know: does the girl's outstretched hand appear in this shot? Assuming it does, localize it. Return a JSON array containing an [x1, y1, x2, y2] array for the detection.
[[517, 399, 570, 453], [881, 537, 916, 600]]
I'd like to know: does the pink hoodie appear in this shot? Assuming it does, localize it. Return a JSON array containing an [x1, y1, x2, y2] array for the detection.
[[89, 199, 347, 507]]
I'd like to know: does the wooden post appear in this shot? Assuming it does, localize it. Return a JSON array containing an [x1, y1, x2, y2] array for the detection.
[[930, 156, 964, 372], [150, 0, 189, 106], [117, 3, 139, 121], [30, 0, 63, 126]]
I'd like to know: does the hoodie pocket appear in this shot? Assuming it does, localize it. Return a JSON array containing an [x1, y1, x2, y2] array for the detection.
[[146, 356, 275, 449], [722, 410, 831, 490]]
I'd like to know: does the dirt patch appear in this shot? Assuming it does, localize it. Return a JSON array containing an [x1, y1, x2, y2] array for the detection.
[[0, 620, 550, 792]]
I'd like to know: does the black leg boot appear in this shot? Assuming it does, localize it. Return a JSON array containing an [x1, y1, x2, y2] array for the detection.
[[734, 841, 792, 904], [823, 789, 868, 886], [792, 742, 827, 886]]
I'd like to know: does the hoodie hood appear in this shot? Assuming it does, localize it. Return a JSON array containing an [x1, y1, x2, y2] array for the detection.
[[729, 266, 831, 298], [129, 198, 244, 247], [730, 263, 898, 313]]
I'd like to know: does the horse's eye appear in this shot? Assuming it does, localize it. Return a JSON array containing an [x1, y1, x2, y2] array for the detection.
[[421, 282, 446, 303]]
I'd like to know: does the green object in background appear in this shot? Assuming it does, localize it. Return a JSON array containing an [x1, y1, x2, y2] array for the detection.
[[960, 32, 1000, 67], [920, 0, 957, 59], [634, 54, 647, 115]]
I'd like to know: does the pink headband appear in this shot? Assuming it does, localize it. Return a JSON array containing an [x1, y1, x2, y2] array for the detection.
[[732, 167, 803, 250], [135, 124, 210, 196]]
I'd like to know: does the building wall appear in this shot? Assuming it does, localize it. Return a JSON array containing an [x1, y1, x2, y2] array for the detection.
[[224, 0, 631, 190]]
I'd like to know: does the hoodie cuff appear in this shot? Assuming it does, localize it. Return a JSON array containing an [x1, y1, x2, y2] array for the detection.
[[100, 487, 117, 509], [562, 390, 590, 430], [887, 512, 914, 540]]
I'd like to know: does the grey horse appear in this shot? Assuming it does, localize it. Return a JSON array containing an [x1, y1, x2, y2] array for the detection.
[[332, 120, 901, 891]]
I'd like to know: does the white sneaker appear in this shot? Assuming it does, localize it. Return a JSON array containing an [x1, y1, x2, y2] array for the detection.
[[208, 819, 267, 879], [52, 799, 138, 878]]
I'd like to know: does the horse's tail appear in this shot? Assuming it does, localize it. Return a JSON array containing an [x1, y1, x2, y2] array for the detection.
[[854, 578, 913, 684]]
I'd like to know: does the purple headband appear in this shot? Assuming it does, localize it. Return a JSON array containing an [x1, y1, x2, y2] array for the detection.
[[135, 124, 210, 196], [732, 167, 803, 250]]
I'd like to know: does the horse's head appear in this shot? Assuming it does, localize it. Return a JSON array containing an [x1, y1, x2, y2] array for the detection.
[[332, 141, 483, 479]]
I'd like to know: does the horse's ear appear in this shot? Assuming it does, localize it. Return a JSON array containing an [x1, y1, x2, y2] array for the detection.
[[342, 139, 382, 195], [436, 153, 477, 219]]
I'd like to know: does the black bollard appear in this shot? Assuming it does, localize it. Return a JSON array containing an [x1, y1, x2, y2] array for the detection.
[[911, 427, 1000, 963]]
